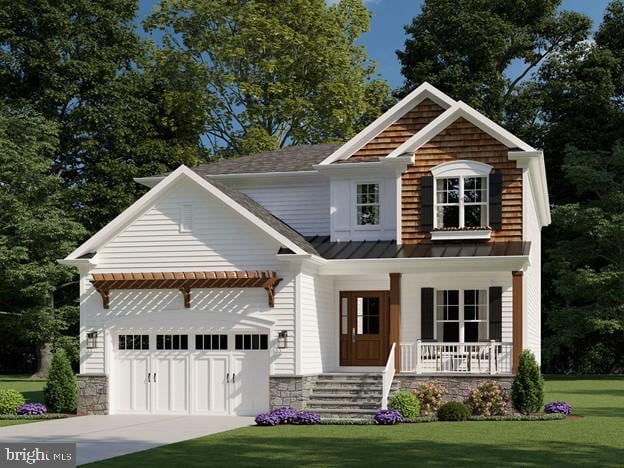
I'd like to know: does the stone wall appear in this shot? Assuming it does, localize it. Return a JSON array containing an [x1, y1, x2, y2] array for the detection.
[[397, 374, 514, 414], [269, 376, 318, 410], [77, 374, 108, 415]]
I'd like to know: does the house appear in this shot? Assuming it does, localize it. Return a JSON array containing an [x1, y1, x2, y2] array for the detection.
[[61, 83, 550, 418]]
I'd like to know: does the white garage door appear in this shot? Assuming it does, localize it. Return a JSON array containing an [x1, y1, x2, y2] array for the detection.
[[112, 332, 269, 416]]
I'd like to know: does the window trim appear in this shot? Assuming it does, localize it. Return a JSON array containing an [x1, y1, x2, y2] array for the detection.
[[434, 289, 489, 343], [433, 175, 489, 230], [353, 181, 381, 228]]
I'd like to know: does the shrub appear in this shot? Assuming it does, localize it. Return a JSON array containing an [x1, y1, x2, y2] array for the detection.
[[296, 412, 321, 425], [16, 403, 47, 415], [255, 412, 280, 426], [374, 409, 404, 425], [544, 401, 573, 415], [0, 389, 26, 415], [270, 407, 299, 424], [415, 381, 448, 416], [511, 350, 544, 415], [437, 401, 470, 421], [465, 381, 506, 416], [44, 349, 77, 413], [388, 391, 421, 419]]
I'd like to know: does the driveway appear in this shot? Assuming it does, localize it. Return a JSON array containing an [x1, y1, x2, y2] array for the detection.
[[0, 415, 254, 465]]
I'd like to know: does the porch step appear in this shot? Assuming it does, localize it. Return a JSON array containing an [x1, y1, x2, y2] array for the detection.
[[310, 392, 382, 399]]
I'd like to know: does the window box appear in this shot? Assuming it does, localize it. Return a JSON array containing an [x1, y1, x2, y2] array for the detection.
[[430, 228, 492, 241]]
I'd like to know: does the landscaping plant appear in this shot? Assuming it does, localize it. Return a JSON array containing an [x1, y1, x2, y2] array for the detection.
[[44, 349, 78, 413], [255, 412, 280, 426], [465, 381, 506, 416], [415, 381, 448, 416], [0, 389, 26, 415], [511, 350, 544, 415], [296, 412, 321, 425], [388, 391, 421, 419], [270, 407, 299, 424], [544, 401, 573, 415], [374, 409, 404, 425], [16, 403, 47, 415], [437, 401, 470, 421]]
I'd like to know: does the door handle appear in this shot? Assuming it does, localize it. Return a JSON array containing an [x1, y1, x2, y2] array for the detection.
[[154, 373, 157, 383], [352, 328, 356, 344], [232, 373, 236, 383], [148, 373, 151, 383], [226, 372, 230, 383]]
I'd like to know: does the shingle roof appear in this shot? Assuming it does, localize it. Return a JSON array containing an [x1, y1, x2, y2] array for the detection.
[[280, 236, 531, 259], [191, 144, 342, 176]]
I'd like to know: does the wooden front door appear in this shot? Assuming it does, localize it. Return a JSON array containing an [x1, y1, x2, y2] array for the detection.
[[339, 291, 389, 366]]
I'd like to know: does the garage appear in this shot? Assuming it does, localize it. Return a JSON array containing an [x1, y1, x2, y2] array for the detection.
[[112, 332, 269, 416]]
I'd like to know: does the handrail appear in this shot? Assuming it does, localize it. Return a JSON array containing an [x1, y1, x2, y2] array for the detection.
[[381, 342, 396, 410]]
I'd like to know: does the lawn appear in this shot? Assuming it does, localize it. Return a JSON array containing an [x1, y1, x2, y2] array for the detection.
[[0, 374, 47, 427], [86, 376, 624, 467]]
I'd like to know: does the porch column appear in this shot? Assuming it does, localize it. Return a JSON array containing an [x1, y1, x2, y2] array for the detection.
[[389, 273, 401, 372], [512, 271, 524, 373]]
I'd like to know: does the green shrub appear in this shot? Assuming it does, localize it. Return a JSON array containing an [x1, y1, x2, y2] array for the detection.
[[388, 391, 421, 419], [54, 335, 80, 373], [0, 389, 26, 415], [415, 381, 448, 416], [44, 349, 77, 413], [511, 350, 544, 415], [437, 401, 470, 421], [465, 381, 506, 416]]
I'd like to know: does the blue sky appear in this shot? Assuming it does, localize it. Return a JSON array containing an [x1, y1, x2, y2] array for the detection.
[[138, 0, 613, 88]]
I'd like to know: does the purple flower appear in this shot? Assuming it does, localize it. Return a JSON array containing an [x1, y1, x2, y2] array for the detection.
[[255, 412, 281, 426], [16, 403, 47, 415], [270, 407, 299, 424], [374, 409, 404, 425], [544, 401, 573, 415], [296, 412, 321, 425]]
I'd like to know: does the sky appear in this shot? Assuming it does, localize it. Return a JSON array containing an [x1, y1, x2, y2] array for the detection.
[[138, 0, 613, 89]]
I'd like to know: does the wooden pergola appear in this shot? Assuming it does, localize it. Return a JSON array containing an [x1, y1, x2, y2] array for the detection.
[[90, 271, 282, 309]]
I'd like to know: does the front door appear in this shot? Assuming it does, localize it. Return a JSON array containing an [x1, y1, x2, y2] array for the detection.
[[339, 291, 389, 366]]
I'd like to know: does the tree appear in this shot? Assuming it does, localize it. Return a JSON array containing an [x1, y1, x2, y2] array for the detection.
[[512, 350, 544, 415], [44, 349, 78, 413], [396, 0, 590, 122], [0, 106, 85, 375], [145, 0, 393, 156]]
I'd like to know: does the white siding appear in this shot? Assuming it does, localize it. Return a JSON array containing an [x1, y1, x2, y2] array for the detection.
[[226, 176, 330, 236], [81, 180, 297, 375]]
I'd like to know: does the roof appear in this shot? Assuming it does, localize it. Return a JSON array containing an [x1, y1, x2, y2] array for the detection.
[[284, 236, 531, 259], [191, 144, 341, 176]]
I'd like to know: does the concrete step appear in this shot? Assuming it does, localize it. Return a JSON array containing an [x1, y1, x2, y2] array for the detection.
[[312, 408, 378, 417], [310, 392, 383, 399], [306, 402, 380, 410]]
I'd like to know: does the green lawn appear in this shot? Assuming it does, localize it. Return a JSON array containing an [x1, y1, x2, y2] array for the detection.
[[86, 376, 624, 467], [0, 374, 47, 427]]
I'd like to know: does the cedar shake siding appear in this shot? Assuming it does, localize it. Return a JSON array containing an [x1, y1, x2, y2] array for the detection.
[[401, 117, 523, 244], [350, 98, 445, 159]]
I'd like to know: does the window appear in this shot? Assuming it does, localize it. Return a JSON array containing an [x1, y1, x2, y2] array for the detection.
[[156, 334, 188, 350], [235, 334, 268, 350], [87, 331, 98, 349], [435, 176, 487, 228], [195, 334, 228, 350], [436, 290, 488, 342], [119, 334, 149, 350], [341, 297, 348, 335], [356, 297, 380, 335], [356, 183, 379, 225]]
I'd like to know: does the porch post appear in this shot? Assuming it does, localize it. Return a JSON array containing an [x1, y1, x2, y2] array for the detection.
[[512, 271, 524, 373], [389, 273, 401, 373]]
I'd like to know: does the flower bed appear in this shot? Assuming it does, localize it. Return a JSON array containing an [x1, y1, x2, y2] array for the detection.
[[544, 401, 573, 415], [0, 414, 67, 421], [255, 407, 321, 426]]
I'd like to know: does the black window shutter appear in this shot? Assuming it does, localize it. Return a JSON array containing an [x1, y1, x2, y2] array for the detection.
[[420, 176, 434, 232], [489, 173, 502, 230], [421, 287, 434, 340], [489, 286, 502, 341]]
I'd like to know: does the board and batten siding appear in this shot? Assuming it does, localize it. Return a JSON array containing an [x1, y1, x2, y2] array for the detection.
[[225, 175, 330, 236], [80, 180, 297, 375]]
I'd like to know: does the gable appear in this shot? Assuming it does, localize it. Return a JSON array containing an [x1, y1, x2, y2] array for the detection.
[[401, 118, 523, 244], [348, 99, 445, 160], [95, 182, 282, 271]]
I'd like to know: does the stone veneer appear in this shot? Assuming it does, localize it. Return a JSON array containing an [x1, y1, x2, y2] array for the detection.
[[397, 374, 515, 414], [269, 376, 318, 410], [77, 374, 108, 415]]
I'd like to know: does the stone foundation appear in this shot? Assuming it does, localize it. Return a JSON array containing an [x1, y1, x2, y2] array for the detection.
[[397, 374, 514, 414], [77, 374, 108, 415], [269, 376, 318, 410]]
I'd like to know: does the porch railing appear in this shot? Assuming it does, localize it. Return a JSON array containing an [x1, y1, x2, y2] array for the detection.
[[400, 340, 512, 375], [381, 342, 396, 410]]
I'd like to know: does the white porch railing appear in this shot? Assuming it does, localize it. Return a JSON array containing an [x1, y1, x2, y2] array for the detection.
[[400, 340, 512, 375], [381, 342, 396, 409]]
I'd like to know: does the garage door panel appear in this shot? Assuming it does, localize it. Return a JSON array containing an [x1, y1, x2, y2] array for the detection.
[[193, 355, 228, 414], [171, 357, 188, 412]]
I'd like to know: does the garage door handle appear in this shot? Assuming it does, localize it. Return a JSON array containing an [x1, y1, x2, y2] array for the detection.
[[232, 373, 236, 383], [226, 373, 230, 383], [147, 373, 151, 383], [154, 373, 156, 383]]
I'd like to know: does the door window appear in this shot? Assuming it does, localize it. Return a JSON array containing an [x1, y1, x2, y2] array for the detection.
[[356, 297, 380, 335], [156, 334, 188, 350], [195, 334, 228, 350], [234, 334, 268, 350], [118, 334, 149, 350]]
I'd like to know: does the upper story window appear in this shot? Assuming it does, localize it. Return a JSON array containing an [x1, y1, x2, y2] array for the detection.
[[435, 176, 487, 228], [356, 183, 380, 225]]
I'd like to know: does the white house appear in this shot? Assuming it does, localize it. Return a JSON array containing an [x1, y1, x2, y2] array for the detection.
[[61, 83, 550, 418]]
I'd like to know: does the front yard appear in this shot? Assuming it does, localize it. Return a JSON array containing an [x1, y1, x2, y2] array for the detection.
[[85, 376, 624, 467], [0, 375, 47, 427]]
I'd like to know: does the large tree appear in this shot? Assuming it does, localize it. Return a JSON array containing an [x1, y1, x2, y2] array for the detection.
[[145, 0, 394, 156]]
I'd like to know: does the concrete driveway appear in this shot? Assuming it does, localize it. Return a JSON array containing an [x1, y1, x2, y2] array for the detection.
[[0, 415, 254, 465]]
